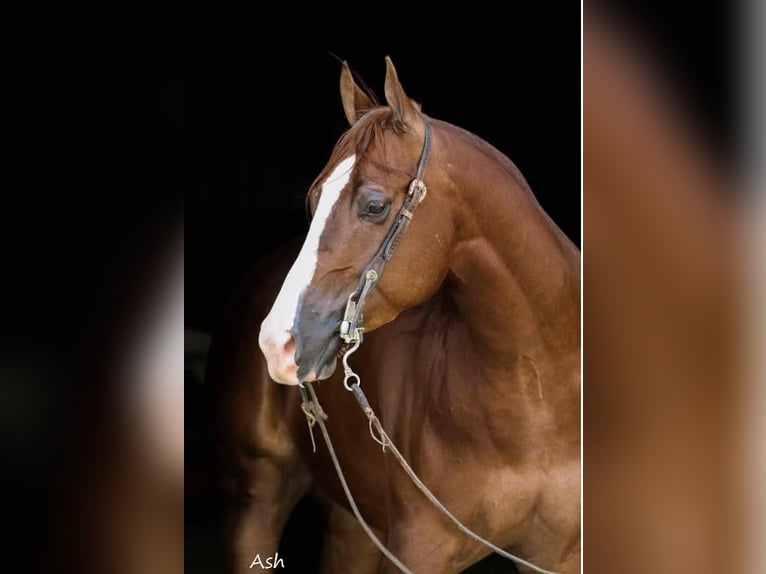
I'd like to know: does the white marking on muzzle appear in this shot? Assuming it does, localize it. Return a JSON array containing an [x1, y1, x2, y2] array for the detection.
[[258, 154, 356, 385]]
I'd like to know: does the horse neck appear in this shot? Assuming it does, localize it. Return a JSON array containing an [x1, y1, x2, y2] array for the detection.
[[434, 120, 580, 372]]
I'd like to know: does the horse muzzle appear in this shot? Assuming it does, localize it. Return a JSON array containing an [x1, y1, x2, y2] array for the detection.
[[258, 323, 302, 385], [259, 309, 342, 386], [292, 309, 342, 384]]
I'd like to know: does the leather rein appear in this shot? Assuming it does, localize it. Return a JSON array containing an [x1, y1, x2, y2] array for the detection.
[[297, 118, 558, 574]]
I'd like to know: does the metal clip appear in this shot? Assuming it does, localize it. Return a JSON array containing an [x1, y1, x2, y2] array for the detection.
[[342, 334, 363, 391], [340, 293, 358, 343], [408, 179, 427, 203], [340, 270, 379, 344]]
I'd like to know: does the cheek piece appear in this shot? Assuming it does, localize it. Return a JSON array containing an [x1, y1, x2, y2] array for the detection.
[[338, 118, 431, 347]]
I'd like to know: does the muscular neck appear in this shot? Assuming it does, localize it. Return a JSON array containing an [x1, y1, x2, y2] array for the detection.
[[435, 120, 580, 370]]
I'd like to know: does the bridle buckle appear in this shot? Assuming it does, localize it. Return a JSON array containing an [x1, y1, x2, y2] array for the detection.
[[408, 179, 427, 204]]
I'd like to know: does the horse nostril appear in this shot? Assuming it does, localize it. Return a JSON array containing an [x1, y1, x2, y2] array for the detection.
[[283, 335, 296, 358], [258, 327, 301, 386], [259, 322, 296, 365]]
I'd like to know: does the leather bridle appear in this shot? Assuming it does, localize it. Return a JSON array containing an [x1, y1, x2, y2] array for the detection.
[[338, 118, 432, 346]]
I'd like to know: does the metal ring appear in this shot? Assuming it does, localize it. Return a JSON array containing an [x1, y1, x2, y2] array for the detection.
[[344, 372, 360, 392]]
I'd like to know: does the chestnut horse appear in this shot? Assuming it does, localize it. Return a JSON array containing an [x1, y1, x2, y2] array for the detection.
[[209, 58, 580, 573]]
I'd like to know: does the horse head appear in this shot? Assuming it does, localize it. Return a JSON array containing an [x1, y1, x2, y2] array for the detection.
[[258, 58, 455, 385]]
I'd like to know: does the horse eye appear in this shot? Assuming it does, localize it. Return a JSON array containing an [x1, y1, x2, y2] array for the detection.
[[358, 191, 391, 220], [366, 200, 387, 215]]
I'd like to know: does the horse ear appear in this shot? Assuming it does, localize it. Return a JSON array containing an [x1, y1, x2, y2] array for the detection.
[[384, 56, 420, 130], [340, 61, 375, 126]]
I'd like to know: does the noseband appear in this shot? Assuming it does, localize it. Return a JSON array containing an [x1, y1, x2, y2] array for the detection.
[[339, 118, 432, 345]]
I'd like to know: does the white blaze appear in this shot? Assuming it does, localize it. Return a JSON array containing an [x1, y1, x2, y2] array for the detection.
[[258, 154, 356, 384]]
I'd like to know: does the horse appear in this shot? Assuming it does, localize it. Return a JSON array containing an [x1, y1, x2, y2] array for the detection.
[[209, 58, 580, 573]]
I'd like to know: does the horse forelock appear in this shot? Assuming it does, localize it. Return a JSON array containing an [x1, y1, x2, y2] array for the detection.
[[305, 108, 416, 216]]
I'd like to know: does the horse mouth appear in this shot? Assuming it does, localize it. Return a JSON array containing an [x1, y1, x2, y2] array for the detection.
[[315, 355, 338, 381], [298, 336, 342, 383]]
